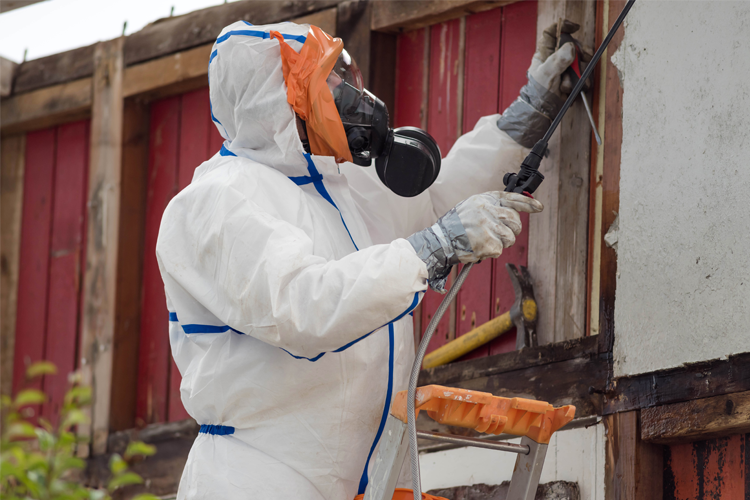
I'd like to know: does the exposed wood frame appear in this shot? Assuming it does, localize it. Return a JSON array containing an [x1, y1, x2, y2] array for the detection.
[[78, 38, 125, 457], [1, 56, 17, 97], [604, 352, 750, 415], [604, 411, 663, 500], [0, 134, 26, 396], [641, 390, 750, 445], [371, 0, 513, 32], [528, 0, 596, 345], [0, 78, 92, 136]]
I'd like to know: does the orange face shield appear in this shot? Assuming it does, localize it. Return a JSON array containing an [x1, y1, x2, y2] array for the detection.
[[271, 26, 353, 163]]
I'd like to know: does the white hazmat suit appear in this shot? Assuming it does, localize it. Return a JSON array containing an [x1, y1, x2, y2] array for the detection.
[[157, 21, 531, 500]]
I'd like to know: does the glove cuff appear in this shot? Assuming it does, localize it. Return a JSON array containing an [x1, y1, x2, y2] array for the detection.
[[497, 74, 565, 148], [406, 208, 470, 293]]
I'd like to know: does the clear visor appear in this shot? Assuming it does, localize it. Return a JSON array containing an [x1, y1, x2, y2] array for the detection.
[[326, 50, 377, 126]]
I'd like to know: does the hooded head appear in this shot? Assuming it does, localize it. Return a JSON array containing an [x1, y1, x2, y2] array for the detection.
[[208, 21, 313, 176]]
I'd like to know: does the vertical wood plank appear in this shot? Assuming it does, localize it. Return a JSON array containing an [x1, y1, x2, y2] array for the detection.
[[489, 0, 538, 356], [43, 120, 89, 424], [427, 18, 461, 153], [167, 88, 211, 423], [13, 128, 55, 396], [1, 134, 26, 397], [109, 97, 150, 432], [598, 0, 626, 352], [336, 1, 371, 87], [664, 434, 745, 500], [604, 411, 663, 500], [528, 0, 595, 345], [394, 28, 427, 128], [79, 38, 124, 456], [137, 95, 181, 426], [369, 31, 398, 127], [454, 8, 502, 359]]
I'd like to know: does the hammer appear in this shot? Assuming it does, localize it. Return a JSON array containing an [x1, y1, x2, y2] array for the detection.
[[422, 263, 538, 369]]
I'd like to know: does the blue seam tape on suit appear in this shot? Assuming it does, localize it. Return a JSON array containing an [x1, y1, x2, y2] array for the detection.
[[357, 322, 395, 494], [167, 291, 422, 361], [199, 424, 235, 435]]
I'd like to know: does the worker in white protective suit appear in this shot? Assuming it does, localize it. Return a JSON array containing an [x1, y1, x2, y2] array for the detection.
[[157, 19, 580, 500]]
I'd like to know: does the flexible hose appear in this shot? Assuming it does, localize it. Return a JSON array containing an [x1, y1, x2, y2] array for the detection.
[[408, 262, 474, 500]]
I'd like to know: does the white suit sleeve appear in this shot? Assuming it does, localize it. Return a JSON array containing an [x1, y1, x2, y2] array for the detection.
[[339, 115, 527, 242], [156, 182, 428, 358], [427, 114, 528, 218]]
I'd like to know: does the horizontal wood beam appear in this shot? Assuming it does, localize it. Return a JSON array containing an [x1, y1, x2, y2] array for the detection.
[[419, 335, 599, 386], [13, 44, 95, 95], [124, 0, 340, 66], [604, 352, 750, 415], [641, 390, 750, 444], [122, 44, 212, 99], [0, 77, 91, 135], [371, 0, 512, 32]]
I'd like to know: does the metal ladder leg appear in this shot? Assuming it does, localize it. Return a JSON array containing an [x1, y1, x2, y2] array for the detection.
[[364, 414, 410, 500], [506, 436, 548, 500]]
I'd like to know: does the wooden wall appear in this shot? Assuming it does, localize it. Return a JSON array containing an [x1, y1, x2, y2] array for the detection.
[[394, 1, 537, 358]]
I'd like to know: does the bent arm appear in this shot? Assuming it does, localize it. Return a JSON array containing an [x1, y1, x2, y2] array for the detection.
[[157, 183, 427, 358]]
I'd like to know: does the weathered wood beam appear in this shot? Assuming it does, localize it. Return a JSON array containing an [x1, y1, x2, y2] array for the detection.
[[0, 134, 26, 396], [78, 38, 124, 457], [371, 0, 512, 32], [1, 56, 17, 97], [604, 411, 663, 500], [336, 0, 370, 86], [419, 335, 599, 387], [0, 78, 91, 135], [428, 481, 581, 500], [294, 6, 338, 37], [13, 44, 95, 95], [122, 44, 212, 99], [123, 0, 340, 66], [528, 0, 596, 345], [604, 352, 750, 415], [641, 390, 750, 445]]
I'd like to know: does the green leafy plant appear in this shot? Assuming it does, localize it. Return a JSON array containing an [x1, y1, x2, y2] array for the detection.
[[1, 362, 159, 500]]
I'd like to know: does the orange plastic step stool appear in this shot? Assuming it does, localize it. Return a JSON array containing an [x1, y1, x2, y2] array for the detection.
[[362, 385, 575, 500]]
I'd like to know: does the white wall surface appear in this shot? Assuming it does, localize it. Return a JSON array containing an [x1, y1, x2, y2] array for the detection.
[[420, 423, 605, 499], [612, 1, 750, 377]]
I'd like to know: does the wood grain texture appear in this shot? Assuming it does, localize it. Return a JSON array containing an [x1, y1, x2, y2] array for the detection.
[[0, 77, 92, 135], [109, 97, 150, 432], [642, 391, 750, 445], [122, 44, 212, 100], [137, 95, 181, 426], [78, 38, 124, 456], [336, 2, 372, 86], [605, 353, 750, 415], [13, 44, 95, 95], [604, 411, 663, 500], [371, 0, 513, 32], [294, 6, 337, 37], [42, 120, 89, 426], [0, 134, 25, 396], [13, 128, 55, 397], [527, 0, 595, 345], [0, 56, 17, 97], [123, 0, 339, 66], [663, 433, 747, 500], [419, 335, 599, 386], [428, 481, 580, 500]]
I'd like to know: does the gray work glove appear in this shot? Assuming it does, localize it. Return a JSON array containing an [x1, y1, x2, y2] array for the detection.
[[497, 20, 582, 148], [407, 192, 544, 293]]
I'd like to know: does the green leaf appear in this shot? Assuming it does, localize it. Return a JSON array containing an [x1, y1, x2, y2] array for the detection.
[[88, 489, 109, 500], [26, 361, 57, 378], [55, 455, 86, 473], [109, 454, 127, 475], [61, 409, 89, 430], [124, 441, 156, 460], [7, 421, 37, 439], [131, 494, 161, 500], [64, 385, 92, 408], [35, 428, 56, 451], [107, 471, 143, 490], [14, 389, 47, 407]]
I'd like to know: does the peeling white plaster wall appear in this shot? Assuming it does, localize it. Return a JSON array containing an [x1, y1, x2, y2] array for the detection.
[[420, 423, 606, 499], [613, 0, 750, 377]]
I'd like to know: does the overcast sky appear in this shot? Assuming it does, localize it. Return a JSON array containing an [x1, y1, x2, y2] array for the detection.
[[0, 0, 240, 63]]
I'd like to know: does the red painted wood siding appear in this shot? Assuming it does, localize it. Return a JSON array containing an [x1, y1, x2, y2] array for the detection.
[[664, 433, 749, 499], [395, 1, 537, 359], [13, 121, 90, 425], [137, 87, 221, 425]]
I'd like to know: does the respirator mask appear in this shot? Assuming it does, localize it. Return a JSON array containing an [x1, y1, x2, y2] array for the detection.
[[327, 51, 441, 198]]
